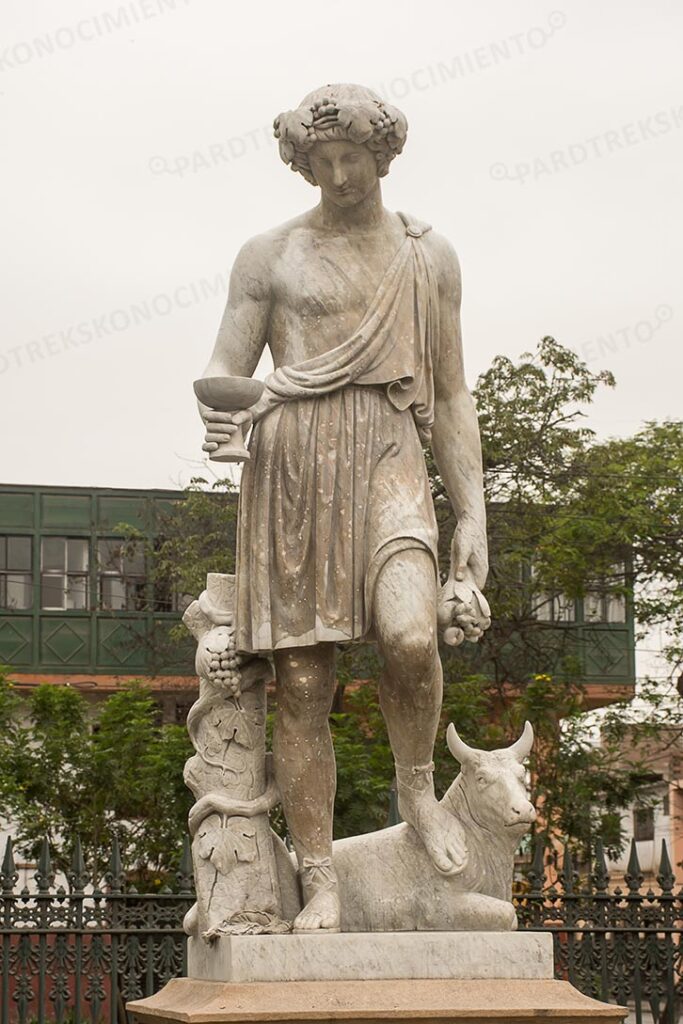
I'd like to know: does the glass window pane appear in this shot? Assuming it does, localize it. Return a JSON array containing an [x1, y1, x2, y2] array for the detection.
[[67, 539, 89, 573], [123, 544, 145, 577], [42, 538, 65, 571], [154, 579, 172, 612], [101, 576, 126, 611], [0, 538, 6, 570], [584, 592, 603, 622], [633, 806, 654, 842], [554, 595, 576, 622], [126, 578, 147, 611], [7, 537, 31, 571], [66, 575, 88, 610], [98, 539, 121, 572], [532, 592, 553, 621], [6, 573, 32, 610], [606, 593, 626, 623], [41, 573, 66, 609]]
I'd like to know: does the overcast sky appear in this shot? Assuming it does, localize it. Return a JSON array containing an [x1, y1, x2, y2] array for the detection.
[[1, 0, 681, 490]]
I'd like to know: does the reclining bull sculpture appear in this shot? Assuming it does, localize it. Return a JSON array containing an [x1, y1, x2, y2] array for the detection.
[[274, 721, 536, 932]]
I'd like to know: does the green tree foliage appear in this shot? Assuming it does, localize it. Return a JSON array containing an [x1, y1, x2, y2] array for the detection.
[[0, 674, 192, 881], [150, 477, 238, 603], [537, 420, 683, 669], [118, 477, 238, 665], [428, 337, 618, 686]]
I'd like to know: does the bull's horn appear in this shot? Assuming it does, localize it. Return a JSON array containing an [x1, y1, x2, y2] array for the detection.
[[507, 721, 534, 761], [446, 723, 477, 764]]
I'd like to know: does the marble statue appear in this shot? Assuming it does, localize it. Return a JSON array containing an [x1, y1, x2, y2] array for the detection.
[[181, 573, 534, 940], [196, 83, 494, 935]]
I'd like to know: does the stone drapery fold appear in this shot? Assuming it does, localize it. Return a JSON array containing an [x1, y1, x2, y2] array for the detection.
[[261, 213, 439, 441]]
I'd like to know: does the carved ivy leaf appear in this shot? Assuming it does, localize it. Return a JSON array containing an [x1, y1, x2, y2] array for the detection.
[[208, 706, 260, 750], [196, 824, 258, 876]]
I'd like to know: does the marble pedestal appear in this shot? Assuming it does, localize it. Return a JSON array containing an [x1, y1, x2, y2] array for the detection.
[[187, 931, 553, 983], [127, 932, 627, 1024]]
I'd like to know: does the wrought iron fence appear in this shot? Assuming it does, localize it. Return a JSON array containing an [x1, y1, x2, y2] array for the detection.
[[1, 836, 194, 1024], [516, 837, 683, 1024], [2, 833, 683, 1024]]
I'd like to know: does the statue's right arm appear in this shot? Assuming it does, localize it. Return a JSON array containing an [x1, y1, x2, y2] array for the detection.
[[203, 235, 272, 379], [199, 236, 272, 443]]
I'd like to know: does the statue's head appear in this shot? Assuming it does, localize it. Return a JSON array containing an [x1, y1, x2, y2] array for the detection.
[[273, 83, 408, 206]]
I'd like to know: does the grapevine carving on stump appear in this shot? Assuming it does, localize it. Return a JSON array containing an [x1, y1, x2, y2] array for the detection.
[[182, 573, 291, 939]]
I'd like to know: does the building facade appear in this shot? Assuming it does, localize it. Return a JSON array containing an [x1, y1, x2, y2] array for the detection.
[[0, 482, 637, 716], [0, 483, 197, 720]]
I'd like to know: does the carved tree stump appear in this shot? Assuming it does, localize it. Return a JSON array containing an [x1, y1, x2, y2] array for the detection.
[[182, 573, 290, 939]]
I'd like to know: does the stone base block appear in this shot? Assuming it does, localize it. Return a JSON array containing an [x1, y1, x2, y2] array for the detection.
[[127, 977, 627, 1023], [187, 931, 554, 983]]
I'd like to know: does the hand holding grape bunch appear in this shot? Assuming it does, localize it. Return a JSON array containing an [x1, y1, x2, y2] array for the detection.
[[437, 576, 492, 647]]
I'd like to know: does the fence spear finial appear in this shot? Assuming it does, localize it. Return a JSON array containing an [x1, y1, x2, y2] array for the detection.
[[526, 836, 545, 894], [625, 838, 643, 893], [35, 836, 53, 892], [106, 834, 125, 893], [560, 843, 575, 894], [1, 836, 17, 893], [592, 837, 609, 893], [657, 838, 675, 893], [68, 836, 89, 893]]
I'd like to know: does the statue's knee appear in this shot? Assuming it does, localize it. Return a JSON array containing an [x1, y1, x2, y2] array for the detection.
[[383, 629, 437, 678], [276, 675, 330, 726]]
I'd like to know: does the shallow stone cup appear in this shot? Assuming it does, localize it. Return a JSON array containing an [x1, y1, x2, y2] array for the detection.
[[194, 376, 265, 462]]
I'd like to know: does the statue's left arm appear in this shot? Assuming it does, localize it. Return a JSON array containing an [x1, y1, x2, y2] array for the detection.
[[429, 235, 488, 593]]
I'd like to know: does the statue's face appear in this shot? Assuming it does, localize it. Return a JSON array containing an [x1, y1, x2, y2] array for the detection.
[[308, 139, 379, 207]]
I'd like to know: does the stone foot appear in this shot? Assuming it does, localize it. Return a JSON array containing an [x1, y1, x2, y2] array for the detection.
[[396, 761, 468, 875], [293, 856, 341, 932]]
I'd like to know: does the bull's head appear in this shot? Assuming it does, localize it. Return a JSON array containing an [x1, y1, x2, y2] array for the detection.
[[446, 722, 537, 836]]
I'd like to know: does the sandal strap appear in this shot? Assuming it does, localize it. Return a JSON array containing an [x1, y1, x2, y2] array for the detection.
[[394, 760, 435, 793], [300, 856, 338, 893]]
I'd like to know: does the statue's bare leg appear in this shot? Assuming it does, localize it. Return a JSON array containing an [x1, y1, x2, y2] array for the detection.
[[273, 642, 341, 931], [374, 548, 468, 875]]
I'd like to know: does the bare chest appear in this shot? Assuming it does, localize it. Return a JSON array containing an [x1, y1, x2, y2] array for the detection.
[[272, 232, 402, 320]]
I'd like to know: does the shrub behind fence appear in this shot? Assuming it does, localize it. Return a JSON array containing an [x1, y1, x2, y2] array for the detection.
[[2, 834, 683, 1023]]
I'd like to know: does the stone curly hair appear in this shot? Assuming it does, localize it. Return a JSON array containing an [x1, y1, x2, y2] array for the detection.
[[273, 83, 408, 186]]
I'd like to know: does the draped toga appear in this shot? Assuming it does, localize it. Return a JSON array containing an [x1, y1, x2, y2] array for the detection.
[[235, 213, 441, 653]]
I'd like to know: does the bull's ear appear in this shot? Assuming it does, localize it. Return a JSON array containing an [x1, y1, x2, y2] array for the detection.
[[446, 723, 477, 764], [507, 721, 534, 762]]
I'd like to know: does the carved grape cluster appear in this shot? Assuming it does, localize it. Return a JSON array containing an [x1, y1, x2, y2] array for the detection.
[[207, 637, 242, 697], [438, 580, 492, 647], [273, 84, 408, 185]]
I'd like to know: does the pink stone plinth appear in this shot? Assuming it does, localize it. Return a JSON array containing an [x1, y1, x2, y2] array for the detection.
[[127, 977, 627, 1024]]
